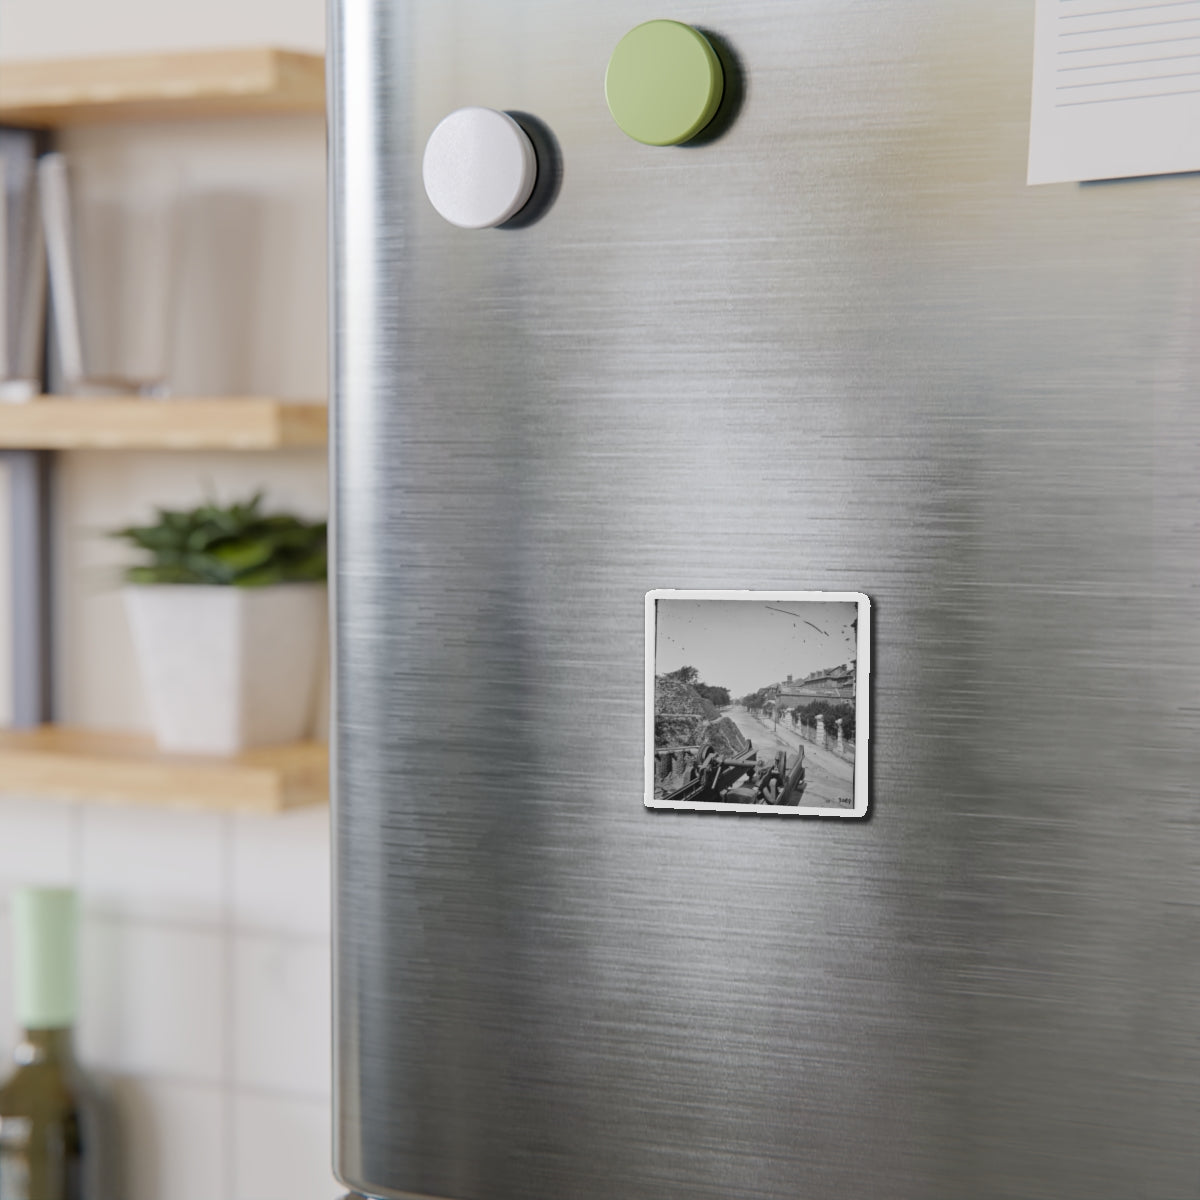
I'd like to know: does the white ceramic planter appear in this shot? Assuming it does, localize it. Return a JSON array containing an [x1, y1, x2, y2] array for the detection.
[[124, 583, 326, 756]]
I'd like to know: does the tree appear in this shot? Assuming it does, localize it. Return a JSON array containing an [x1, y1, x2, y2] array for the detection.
[[741, 685, 774, 713], [694, 683, 731, 709], [795, 700, 855, 741], [666, 666, 699, 686]]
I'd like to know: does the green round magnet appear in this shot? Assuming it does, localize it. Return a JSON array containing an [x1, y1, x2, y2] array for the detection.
[[605, 20, 724, 147]]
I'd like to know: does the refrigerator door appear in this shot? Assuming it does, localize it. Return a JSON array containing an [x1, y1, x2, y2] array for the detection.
[[329, 2, 1200, 1198]]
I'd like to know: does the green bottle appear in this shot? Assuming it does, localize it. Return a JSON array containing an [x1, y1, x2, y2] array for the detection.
[[0, 888, 91, 1200]]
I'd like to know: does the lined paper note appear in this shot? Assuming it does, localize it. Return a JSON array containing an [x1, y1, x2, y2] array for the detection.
[[1028, 0, 1200, 183]]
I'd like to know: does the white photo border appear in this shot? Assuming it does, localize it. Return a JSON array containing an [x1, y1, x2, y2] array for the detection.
[[644, 590, 871, 818]]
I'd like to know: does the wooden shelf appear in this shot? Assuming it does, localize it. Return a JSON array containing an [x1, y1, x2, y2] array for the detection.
[[0, 726, 327, 813], [0, 48, 324, 127], [0, 397, 327, 450]]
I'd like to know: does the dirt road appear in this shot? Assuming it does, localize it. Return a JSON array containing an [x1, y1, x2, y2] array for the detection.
[[724, 707, 854, 809]]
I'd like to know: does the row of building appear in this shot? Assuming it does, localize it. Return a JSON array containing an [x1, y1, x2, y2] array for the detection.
[[762, 662, 856, 712]]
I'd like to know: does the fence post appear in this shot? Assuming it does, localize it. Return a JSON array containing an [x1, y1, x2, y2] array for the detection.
[[836, 718, 845, 755], [815, 713, 826, 748]]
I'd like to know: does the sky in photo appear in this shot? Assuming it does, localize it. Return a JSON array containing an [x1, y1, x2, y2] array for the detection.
[[655, 598, 859, 698]]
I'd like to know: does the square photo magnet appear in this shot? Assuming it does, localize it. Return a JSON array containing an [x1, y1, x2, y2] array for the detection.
[[646, 591, 870, 817]]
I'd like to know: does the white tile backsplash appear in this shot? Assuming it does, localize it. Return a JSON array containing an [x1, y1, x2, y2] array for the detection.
[[232, 1093, 337, 1200], [0, 813, 335, 1198], [0, 796, 77, 887], [78, 916, 224, 1082], [233, 934, 330, 1097], [232, 805, 330, 936], [81, 804, 225, 924], [0, 802, 333, 1196], [107, 1077, 226, 1200]]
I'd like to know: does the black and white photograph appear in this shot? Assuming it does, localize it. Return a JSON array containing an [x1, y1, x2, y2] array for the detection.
[[645, 591, 870, 816]]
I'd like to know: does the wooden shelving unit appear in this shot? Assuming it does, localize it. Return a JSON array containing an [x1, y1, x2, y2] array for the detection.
[[0, 48, 325, 127], [0, 726, 327, 813], [0, 397, 327, 450], [0, 50, 331, 812]]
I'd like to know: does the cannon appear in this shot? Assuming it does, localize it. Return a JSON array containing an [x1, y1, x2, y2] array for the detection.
[[656, 744, 807, 807]]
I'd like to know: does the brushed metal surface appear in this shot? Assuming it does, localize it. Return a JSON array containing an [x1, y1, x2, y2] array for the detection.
[[330, 2, 1200, 1197]]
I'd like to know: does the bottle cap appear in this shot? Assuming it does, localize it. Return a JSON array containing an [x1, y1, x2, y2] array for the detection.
[[12, 887, 77, 1029]]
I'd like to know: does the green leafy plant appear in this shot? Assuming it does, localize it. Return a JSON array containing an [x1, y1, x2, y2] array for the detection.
[[112, 494, 327, 587]]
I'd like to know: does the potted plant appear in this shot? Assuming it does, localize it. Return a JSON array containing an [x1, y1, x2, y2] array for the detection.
[[112, 494, 327, 756]]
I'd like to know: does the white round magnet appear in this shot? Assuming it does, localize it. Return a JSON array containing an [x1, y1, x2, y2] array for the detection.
[[422, 107, 538, 230]]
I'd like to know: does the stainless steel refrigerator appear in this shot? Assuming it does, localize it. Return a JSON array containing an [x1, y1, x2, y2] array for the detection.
[[328, 2, 1200, 1197]]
